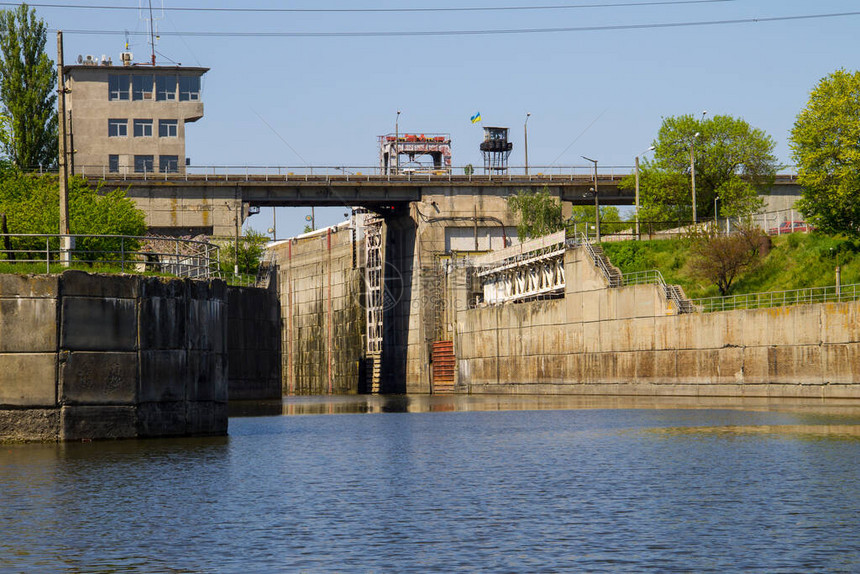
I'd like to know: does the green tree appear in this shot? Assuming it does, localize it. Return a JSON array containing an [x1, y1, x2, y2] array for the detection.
[[689, 224, 768, 295], [0, 173, 146, 260], [220, 228, 269, 275], [507, 187, 563, 239], [790, 69, 860, 237], [622, 114, 777, 224], [0, 3, 57, 169], [565, 205, 624, 236]]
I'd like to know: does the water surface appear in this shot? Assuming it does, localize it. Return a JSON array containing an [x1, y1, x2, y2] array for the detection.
[[2, 395, 860, 572]]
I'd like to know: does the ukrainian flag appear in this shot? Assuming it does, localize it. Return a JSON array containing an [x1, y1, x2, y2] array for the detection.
[[470, 112, 481, 124]]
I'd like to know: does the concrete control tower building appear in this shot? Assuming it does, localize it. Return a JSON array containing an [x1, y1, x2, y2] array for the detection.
[[63, 51, 208, 176]]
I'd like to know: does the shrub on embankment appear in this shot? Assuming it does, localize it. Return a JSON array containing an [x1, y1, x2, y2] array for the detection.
[[601, 232, 860, 298], [0, 170, 146, 260]]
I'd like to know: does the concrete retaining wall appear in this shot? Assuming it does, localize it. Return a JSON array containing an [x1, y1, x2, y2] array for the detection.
[[0, 271, 229, 441], [227, 285, 281, 400], [456, 247, 860, 398], [272, 228, 364, 395]]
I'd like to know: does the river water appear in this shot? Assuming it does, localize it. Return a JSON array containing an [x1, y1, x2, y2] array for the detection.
[[2, 395, 860, 573]]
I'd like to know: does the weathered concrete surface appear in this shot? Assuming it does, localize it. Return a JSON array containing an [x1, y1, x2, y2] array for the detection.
[[456, 247, 860, 398], [272, 227, 363, 395], [0, 271, 231, 441], [226, 285, 280, 400]]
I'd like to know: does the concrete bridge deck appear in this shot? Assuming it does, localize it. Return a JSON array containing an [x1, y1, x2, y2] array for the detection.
[[84, 171, 801, 235], [89, 172, 643, 207]]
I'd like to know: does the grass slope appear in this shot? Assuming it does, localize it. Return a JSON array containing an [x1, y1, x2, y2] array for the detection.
[[601, 232, 860, 299]]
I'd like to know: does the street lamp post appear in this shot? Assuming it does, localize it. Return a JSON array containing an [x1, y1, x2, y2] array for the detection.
[[582, 156, 599, 241], [524, 112, 531, 176], [714, 196, 719, 228], [634, 145, 655, 240], [690, 132, 700, 225], [394, 110, 401, 174]]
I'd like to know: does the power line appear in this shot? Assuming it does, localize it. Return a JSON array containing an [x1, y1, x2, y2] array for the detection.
[[2, 0, 736, 14], [55, 11, 860, 38]]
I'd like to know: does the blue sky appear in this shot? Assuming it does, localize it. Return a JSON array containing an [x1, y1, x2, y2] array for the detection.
[[30, 0, 860, 237]]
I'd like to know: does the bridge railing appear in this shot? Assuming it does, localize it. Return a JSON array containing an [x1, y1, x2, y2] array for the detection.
[[0, 233, 220, 278], [75, 163, 641, 182]]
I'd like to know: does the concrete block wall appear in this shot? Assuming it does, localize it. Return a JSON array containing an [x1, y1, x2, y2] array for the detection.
[[273, 228, 364, 395], [227, 285, 281, 400], [0, 271, 229, 441], [456, 246, 860, 398]]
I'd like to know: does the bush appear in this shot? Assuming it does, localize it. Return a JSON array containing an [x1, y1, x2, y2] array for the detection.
[[220, 228, 269, 275], [0, 171, 146, 263]]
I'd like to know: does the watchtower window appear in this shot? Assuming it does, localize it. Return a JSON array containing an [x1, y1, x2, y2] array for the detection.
[[159, 119, 178, 138], [159, 155, 179, 173], [108, 75, 130, 100], [179, 76, 200, 101], [156, 76, 177, 101], [134, 155, 154, 173], [133, 119, 153, 137], [132, 75, 153, 100], [108, 119, 127, 137]]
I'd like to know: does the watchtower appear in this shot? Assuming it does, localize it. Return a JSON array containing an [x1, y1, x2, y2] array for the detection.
[[479, 126, 512, 174]]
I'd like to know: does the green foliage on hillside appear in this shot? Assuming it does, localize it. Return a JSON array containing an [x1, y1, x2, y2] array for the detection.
[[601, 232, 860, 299], [0, 171, 146, 261]]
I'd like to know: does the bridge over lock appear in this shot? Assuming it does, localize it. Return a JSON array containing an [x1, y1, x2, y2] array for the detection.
[[83, 166, 801, 237]]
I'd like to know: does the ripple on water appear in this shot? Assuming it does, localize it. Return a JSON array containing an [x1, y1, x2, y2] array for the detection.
[[1, 396, 860, 572]]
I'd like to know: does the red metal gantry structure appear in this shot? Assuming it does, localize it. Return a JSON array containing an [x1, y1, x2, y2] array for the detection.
[[379, 133, 453, 175]]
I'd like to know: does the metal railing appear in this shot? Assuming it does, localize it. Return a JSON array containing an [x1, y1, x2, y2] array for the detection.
[[33, 162, 800, 179], [0, 233, 220, 278], [74, 163, 642, 182], [568, 233, 621, 287], [691, 283, 860, 313]]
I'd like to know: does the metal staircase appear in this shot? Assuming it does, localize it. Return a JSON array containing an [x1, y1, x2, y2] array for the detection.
[[364, 217, 384, 393], [431, 340, 456, 394], [582, 241, 623, 287], [574, 234, 694, 314]]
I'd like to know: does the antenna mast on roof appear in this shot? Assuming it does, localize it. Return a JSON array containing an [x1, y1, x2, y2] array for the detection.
[[139, 0, 163, 65]]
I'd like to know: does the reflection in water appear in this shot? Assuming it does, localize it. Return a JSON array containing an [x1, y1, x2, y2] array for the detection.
[[656, 424, 860, 439], [233, 393, 860, 420], [4, 395, 860, 572]]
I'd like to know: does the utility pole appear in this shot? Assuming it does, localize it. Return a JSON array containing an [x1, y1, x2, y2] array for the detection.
[[524, 112, 530, 176], [395, 110, 400, 175], [634, 146, 653, 240], [234, 207, 240, 276], [582, 156, 599, 242], [690, 132, 700, 225], [57, 31, 71, 266]]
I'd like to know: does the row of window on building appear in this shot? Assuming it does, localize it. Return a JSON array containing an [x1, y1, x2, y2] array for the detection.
[[108, 118, 178, 138], [109, 154, 181, 174], [108, 74, 201, 102]]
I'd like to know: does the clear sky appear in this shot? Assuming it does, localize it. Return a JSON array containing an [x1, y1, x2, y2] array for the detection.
[[23, 0, 860, 237]]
